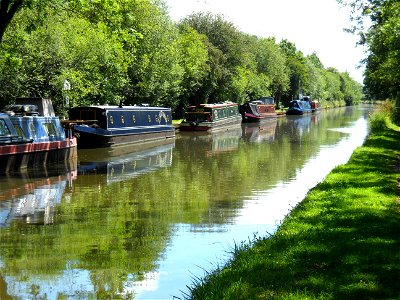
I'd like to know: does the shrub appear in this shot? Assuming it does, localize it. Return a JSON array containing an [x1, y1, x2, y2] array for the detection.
[[369, 100, 395, 133]]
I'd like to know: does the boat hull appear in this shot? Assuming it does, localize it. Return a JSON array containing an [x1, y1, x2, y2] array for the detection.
[[286, 109, 305, 115], [179, 116, 242, 132], [286, 99, 313, 115], [74, 127, 175, 148], [241, 112, 277, 122], [0, 138, 77, 173]]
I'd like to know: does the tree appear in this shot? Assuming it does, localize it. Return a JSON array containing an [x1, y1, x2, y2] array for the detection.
[[255, 38, 290, 102], [279, 39, 308, 105], [0, 0, 24, 43], [180, 12, 242, 102], [339, 71, 363, 105], [0, 6, 131, 111], [338, 0, 400, 102]]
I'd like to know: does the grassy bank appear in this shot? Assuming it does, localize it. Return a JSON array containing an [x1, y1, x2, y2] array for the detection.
[[186, 107, 400, 299]]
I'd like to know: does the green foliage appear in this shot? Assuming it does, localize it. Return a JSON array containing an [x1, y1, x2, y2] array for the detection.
[[1, 9, 130, 114], [255, 38, 290, 99], [177, 26, 209, 99], [342, 0, 400, 103], [0, 0, 363, 114], [369, 100, 395, 133]]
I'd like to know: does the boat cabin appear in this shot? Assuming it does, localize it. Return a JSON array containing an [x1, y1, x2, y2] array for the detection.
[[69, 105, 172, 129], [289, 100, 312, 110], [257, 97, 275, 105], [0, 113, 24, 145], [2, 103, 66, 143], [184, 102, 240, 123]]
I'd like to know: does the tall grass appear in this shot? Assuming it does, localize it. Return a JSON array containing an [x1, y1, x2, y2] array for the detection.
[[369, 100, 395, 133]]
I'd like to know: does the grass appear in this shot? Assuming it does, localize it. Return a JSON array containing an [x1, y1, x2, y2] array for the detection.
[[185, 106, 400, 300], [173, 119, 183, 125]]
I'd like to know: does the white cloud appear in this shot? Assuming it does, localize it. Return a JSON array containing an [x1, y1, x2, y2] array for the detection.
[[164, 0, 365, 83]]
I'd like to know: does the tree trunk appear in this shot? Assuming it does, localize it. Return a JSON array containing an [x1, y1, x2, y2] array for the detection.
[[0, 0, 24, 43]]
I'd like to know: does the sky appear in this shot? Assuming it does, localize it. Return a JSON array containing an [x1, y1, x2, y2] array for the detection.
[[164, 0, 366, 84]]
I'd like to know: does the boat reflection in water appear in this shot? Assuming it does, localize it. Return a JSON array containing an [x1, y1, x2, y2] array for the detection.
[[241, 118, 277, 143], [77, 139, 175, 184], [285, 114, 319, 139], [0, 160, 77, 226], [178, 126, 242, 157]]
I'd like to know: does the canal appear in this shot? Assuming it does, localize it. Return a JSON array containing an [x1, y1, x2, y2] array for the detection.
[[0, 106, 370, 299]]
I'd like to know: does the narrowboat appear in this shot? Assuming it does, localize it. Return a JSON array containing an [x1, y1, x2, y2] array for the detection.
[[0, 99, 77, 173], [286, 99, 313, 115], [179, 101, 242, 131], [68, 104, 175, 148], [239, 97, 277, 122]]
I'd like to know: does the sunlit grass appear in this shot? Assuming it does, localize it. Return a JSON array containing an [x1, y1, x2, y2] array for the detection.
[[185, 107, 400, 299], [172, 119, 183, 125]]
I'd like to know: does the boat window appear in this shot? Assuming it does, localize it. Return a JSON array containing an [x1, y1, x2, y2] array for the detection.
[[29, 123, 37, 139], [110, 116, 114, 124], [148, 115, 151, 123], [0, 120, 11, 136], [43, 122, 58, 137], [132, 115, 136, 123], [213, 110, 219, 120], [121, 116, 125, 124], [185, 112, 209, 122], [79, 110, 96, 120], [13, 125, 26, 139]]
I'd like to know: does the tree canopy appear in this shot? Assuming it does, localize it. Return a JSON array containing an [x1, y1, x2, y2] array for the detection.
[[338, 0, 400, 103], [0, 0, 363, 117]]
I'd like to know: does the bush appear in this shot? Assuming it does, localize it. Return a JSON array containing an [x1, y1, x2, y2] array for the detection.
[[369, 100, 395, 133]]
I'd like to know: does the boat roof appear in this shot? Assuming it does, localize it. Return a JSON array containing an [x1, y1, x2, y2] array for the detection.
[[191, 102, 238, 109], [70, 105, 170, 111], [16, 98, 55, 116], [290, 99, 308, 103]]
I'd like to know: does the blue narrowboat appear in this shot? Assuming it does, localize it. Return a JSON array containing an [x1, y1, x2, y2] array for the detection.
[[68, 104, 175, 148], [286, 99, 313, 115], [0, 99, 77, 173]]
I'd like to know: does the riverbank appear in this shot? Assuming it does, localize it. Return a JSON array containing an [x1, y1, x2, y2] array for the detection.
[[186, 113, 400, 299]]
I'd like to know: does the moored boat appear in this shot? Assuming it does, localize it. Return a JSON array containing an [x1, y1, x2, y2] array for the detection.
[[0, 98, 77, 173], [68, 104, 175, 148], [239, 97, 277, 122], [303, 95, 321, 113], [179, 101, 242, 131], [286, 99, 313, 115]]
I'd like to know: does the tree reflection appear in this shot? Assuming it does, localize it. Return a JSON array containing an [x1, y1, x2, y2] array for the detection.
[[0, 107, 369, 298]]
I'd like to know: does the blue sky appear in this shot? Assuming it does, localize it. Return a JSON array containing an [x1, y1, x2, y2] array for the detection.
[[164, 0, 366, 84]]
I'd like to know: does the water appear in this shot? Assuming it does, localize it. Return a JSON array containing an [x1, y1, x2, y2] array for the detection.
[[0, 106, 371, 299]]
